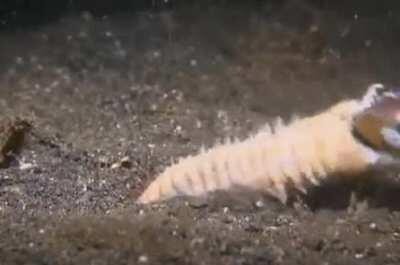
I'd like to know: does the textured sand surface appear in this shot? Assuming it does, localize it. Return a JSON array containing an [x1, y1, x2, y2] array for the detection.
[[1, 1, 400, 264]]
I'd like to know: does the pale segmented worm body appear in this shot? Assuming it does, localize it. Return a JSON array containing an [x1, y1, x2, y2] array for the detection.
[[137, 92, 384, 204]]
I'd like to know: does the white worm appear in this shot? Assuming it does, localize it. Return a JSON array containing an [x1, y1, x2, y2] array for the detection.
[[137, 84, 392, 204]]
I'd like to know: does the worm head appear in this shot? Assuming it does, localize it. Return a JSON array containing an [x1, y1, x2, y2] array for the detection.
[[353, 89, 400, 156]]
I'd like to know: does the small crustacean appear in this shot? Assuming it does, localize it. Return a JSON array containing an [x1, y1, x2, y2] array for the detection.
[[137, 84, 400, 204], [0, 117, 30, 167]]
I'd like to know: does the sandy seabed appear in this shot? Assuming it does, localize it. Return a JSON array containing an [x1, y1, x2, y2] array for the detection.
[[1, 1, 400, 264]]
